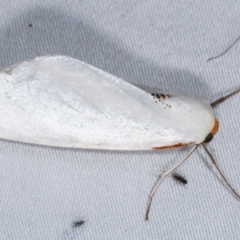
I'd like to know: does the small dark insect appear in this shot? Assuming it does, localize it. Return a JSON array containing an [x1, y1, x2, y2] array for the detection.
[[172, 173, 187, 185], [28, 23, 32, 27], [72, 220, 85, 227]]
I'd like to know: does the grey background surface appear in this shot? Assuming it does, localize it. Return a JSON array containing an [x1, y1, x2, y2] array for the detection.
[[1, 1, 240, 239]]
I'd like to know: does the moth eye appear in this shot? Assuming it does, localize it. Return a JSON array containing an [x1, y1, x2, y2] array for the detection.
[[204, 133, 214, 143]]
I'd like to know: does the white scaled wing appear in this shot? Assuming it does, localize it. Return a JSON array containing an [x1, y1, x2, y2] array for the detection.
[[0, 56, 215, 150]]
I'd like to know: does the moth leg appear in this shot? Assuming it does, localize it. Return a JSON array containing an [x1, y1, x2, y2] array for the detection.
[[202, 144, 240, 201], [145, 145, 197, 221]]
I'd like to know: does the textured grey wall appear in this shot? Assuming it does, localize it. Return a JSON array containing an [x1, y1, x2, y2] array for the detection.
[[1, 1, 240, 239]]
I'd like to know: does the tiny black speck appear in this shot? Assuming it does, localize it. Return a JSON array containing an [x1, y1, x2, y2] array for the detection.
[[73, 220, 85, 227], [28, 23, 32, 27]]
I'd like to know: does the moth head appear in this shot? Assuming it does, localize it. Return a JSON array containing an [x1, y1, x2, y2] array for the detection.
[[204, 119, 219, 143]]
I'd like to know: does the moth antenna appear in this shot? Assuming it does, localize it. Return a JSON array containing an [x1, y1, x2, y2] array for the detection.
[[145, 145, 198, 221], [207, 35, 240, 61], [202, 144, 240, 201], [211, 88, 240, 107]]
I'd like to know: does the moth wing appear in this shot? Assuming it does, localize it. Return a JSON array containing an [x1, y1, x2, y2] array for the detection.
[[0, 56, 215, 149]]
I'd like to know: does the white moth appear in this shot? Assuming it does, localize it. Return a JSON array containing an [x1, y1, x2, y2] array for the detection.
[[0, 56, 239, 220]]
